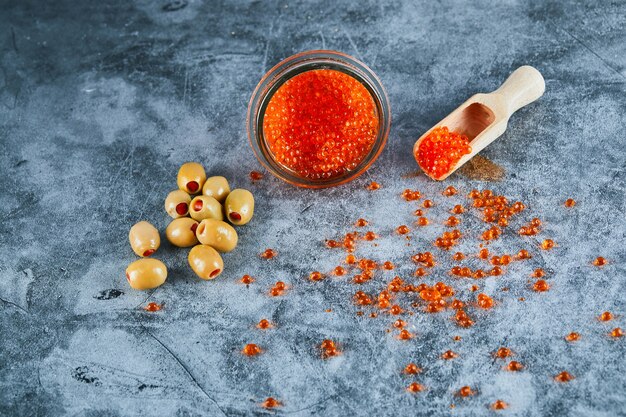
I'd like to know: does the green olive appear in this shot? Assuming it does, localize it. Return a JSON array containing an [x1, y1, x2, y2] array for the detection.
[[189, 195, 223, 221], [177, 162, 206, 194], [202, 176, 230, 203], [196, 219, 238, 252], [188, 245, 224, 280], [129, 221, 160, 257], [166, 217, 199, 247], [224, 189, 254, 225], [165, 190, 191, 218], [126, 258, 167, 290]]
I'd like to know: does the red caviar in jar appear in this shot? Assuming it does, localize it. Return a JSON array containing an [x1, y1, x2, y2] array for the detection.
[[263, 69, 379, 180], [416, 127, 472, 180]]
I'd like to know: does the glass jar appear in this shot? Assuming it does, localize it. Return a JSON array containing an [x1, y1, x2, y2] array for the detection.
[[247, 50, 391, 188]]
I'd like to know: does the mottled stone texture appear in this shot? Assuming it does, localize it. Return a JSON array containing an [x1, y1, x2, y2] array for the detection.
[[1, 0, 625, 416]]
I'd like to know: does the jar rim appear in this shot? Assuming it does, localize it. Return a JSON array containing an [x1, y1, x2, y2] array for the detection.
[[246, 50, 391, 189]]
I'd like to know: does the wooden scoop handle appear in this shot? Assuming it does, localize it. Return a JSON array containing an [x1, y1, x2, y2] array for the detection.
[[493, 66, 545, 115]]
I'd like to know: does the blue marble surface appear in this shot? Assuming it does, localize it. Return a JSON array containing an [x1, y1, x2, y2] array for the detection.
[[1, 0, 625, 416]]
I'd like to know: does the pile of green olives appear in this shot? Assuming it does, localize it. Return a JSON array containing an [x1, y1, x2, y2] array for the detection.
[[125, 162, 256, 291]]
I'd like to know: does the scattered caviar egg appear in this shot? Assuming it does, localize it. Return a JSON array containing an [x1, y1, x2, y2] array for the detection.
[[257, 319, 272, 329], [404, 363, 421, 374], [396, 225, 410, 235], [477, 293, 494, 309], [320, 339, 341, 358], [355, 218, 368, 227], [446, 216, 461, 227], [517, 249, 531, 260], [610, 328, 624, 338], [473, 269, 487, 279], [333, 266, 347, 276], [270, 281, 287, 297], [478, 248, 490, 259], [452, 252, 465, 261], [309, 271, 324, 281], [565, 332, 581, 342], [402, 189, 421, 201], [441, 350, 458, 360], [451, 204, 465, 214], [415, 127, 472, 180], [144, 302, 162, 312], [325, 239, 341, 248], [599, 311, 614, 321], [417, 217, 429, 226], [554, 371, 574, 382], [367, 181, 381, 190], [413, 209, 424, 216], [423, 199, 434, 208], [506, 361, 524, 372], [533, 279, 550, 292], [593, 257, 607, 267], [390, 305, 403, 315], [415, 267, 428, 277], [260, 248, 277, 259], [393, 319, 406, 329], [382, 261, 395, 270], [541, 239, 555, 250], [532, 268, 545, 278], [249, 170, 263, 181], [263, 69, 379, 180], [398, 329, 414, 340], [491, 400, 508, 410], [490, 266, 503, 276], [242, 343, 262, 356], [495, 347, 512, 358], [345, 254, 357, 264], [443, 186, 457, 196], [458, 386, 473, 397], [240, 275, 256, 286], [363, 231, 378, 241], [564, 198, 576, 208], [261, 397, 281, 408], [407, 382, 425, 393]]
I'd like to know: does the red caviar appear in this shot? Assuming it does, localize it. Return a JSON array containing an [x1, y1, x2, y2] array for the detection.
[[398, 329, 414, 340], [593, 257, 607, 267], [407, 382, 426, 393], [441, 350, 458, 360], [565, 332, 581, 342], [242, 343, 262, 356], [416, 127, 472, 180], [260, 249, 277, 259], [320, 339, 341, 358], [506, 361, 524, 371], [533, 279, 550, 292], [367, 181, 381, 190], [458, 386, 474, 397], [257, 319, 272, 329], [495, 347, 513, 359], [355, 218, 368, 227], [241, 274, 255, 284], [611, 327, 624, 338], [564, 198, 576, 208], [404, 363, 421, 374], [249, 170, 264, 181], [491, 400, 508, 410], [309, 271, 324, 281], [599, 311, 614, 321], [396, 225, 410, 235], [263, 69, 379, 180], [554, 371, 574, 382], [333, 266, 347, 276], [144, 302, 162, 312], [261, 397, 281, 408]]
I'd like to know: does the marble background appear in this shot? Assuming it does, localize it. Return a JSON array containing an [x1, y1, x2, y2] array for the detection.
[[1, 0, 625, 416]]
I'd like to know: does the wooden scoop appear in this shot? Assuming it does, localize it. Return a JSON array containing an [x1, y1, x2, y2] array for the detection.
[[413, 66, 545, 180]]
